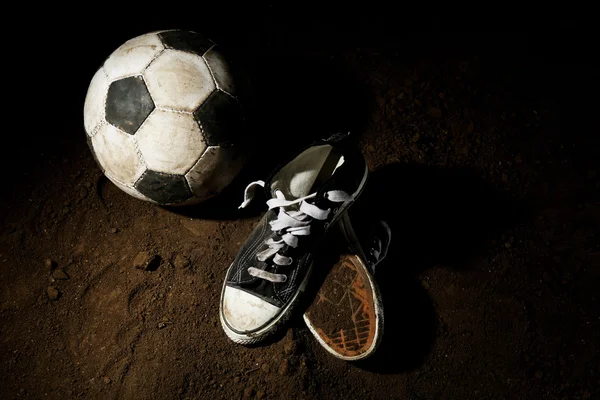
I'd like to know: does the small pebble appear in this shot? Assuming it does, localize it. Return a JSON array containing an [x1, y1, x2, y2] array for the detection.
[[421, 280, 431, 290], [174, 254, 190, 269], [256, 390, 266, 399], [111, 228, 118, 234], [52, 268, 69, 280], [233, 376, 240, 384], [103, 376, 111, 384], [47, 286, 60, 301], [132, 251, 151, 269]]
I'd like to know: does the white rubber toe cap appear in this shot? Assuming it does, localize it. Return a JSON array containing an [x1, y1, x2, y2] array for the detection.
[[221, 286, 281, 333]]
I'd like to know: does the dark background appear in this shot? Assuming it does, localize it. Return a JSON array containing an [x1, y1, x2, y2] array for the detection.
[[6, 7, 598, 184]]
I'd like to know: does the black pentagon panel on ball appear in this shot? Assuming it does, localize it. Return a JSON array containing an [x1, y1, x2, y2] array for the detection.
[[158, 30, 214, 57], [194, 90, 244, 147], [135, 170, 193, 205], [106, 76, 155, 135]]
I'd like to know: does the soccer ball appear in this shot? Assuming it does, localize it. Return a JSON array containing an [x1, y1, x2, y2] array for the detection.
[[83, 29, 250, 206]]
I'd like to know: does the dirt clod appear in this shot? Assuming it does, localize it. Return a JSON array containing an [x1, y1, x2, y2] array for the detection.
[[132, 251, 151, 269], [174, 254, 190, 269], [278, 359, 290, 376], [52, 269, 69, 280], [47, 287, 60, 301]]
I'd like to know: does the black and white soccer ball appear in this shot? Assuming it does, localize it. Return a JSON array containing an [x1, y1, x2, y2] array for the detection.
[[83, 30, 250, 206]]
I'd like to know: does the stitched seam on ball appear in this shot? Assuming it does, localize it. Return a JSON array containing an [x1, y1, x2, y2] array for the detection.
[[219, 87, 239, 101], [142, 47, 165, 75], [204, 43, 216, 56], [89, 120, 105, 138], [105, 174, 134, 189], [144, 170, 181, 177], [107, 175, 152, 203], [87, 67, 111, 138], [202, 51, 220, 91], [155, 106, 193, 115], [139, 74, 157, 113], [183, 146, 209, 176], [101, 65, 110, 81], [131, 135, 147, 169], [195, 115, 207, 145]]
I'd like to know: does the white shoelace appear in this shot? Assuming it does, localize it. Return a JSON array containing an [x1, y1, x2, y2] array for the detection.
[[239, 180, 352, 283]]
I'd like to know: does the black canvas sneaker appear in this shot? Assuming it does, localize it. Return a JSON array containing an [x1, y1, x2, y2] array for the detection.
[[219, 136, 369, 344], [303, 211, 391, 361]]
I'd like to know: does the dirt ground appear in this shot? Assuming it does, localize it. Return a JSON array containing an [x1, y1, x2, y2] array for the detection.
[[2, 10, 599, 400]]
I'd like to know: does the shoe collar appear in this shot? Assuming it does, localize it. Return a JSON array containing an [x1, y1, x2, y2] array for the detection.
[[261, 131, 355, 201]]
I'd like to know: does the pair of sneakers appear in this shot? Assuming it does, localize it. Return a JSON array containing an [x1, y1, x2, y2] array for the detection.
[[219, 134, 391, 360]]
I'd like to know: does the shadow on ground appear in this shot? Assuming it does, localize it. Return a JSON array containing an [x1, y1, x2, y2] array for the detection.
[[303, 163, 528, 373]]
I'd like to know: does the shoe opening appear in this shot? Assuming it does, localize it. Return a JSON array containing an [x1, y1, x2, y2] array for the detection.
[[271, 145, 345, 200]]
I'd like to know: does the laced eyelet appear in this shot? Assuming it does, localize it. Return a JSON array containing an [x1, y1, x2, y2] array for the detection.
[[324, 222, 330, 229]]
